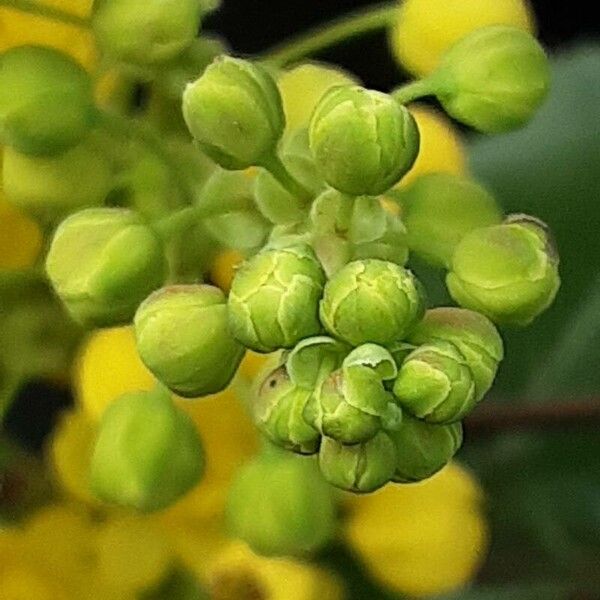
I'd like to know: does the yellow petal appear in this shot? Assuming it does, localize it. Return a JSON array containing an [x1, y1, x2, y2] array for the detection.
[[0, 193, 43, 271], [74, 326, 157, 421], [96, 516, 172, 594], [48, 409, 98, 505], [345, 463, 488, 597], [210, 249, 245, 293], [206, 541, 344, 600], [278, 62, 357, 133], [398, 104, 468, 188], [0, 2, 96, 69], [390, 0, 535, 77]]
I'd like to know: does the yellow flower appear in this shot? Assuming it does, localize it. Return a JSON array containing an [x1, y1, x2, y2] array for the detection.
[[95, 516, 172, 595], [345, 463, 488, 598], [390, 0, 535, 77], [206, 541, 344, 600], [0, 1, 96, 69], [210, 248, 245, 293], [0, 193, 43, 271], [399, 104, 468, 188], [278, 62, 357, 133], [74, 326, 157, 421], [48, 409, 98, 505]]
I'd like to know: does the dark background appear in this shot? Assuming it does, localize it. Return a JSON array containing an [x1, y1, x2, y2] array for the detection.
[[206, 0, 599, 90]]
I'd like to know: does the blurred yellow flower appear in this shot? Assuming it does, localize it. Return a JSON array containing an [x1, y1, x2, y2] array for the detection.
[[95, 516, 171, 595], [345, 463, 488, 598], [74, 326, 156, 421], [0, 193, 43, 270], [400, 104, 467, 187], [278, 62, 357, 133], [210, 248, 245, 293], [0, 0, 96, 69], [48, 409, 98, 505], [206, 541, 344, 600], [390, 0, 535, 77]]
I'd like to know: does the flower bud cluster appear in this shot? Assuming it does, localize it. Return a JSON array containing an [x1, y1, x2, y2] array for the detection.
[[14, 11, 561, 509]]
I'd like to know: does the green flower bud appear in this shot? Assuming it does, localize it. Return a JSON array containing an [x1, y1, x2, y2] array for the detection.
[[398, 173, 502, 268], [93, 0, 203, 66], [250, 338, 348, 454], [446, 217, 560, 326], [304, 344, 402, 444], [46, 208, 167, 327], [254, 129, 323, 225], [310, 192, 409, 277], [226, 449, 336, 556], [199, 170, 270, 251], [134, 285, 245, 398], [393, 341, 476, 423], [228, 244, 326, 352], [0, 46, 94, 156], [390, 415, 463, 483], [309, 85, 419, 195], [429, 26, 550, 133], [2, 136, 112, 222], [90, 388, 204, 512], [408, 307, 504, 400], [320, 259, 425, 347], [253, 360, 321, 455], [182, 56, 285, 170], [318, 432, 397, 493]]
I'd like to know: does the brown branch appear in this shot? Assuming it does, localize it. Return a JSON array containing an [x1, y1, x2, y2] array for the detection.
[[465, 398, 600, 435]]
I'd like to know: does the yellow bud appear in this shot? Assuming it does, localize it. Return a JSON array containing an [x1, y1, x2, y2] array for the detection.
[[278, 62, 357, 133], [48, 409, 98, 505], [0, 194, 42, 270], [345, 463, 488, 597], [390, 0, 534, 77], [74, 326, 156, 421], [398, 104, 467, 188], [210, 249, 245, 293]]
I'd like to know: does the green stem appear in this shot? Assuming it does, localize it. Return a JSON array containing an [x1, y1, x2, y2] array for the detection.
[[260, 2, 398, 68], [154, 204, 217, 240], [97, 110, 196, 208], [0, 0, 90, 27], [391, 79, 435, 105], [259, 153, 312, 204]]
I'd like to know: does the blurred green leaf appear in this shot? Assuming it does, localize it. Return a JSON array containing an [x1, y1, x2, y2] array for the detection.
[[469, 44, 600, 398]]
